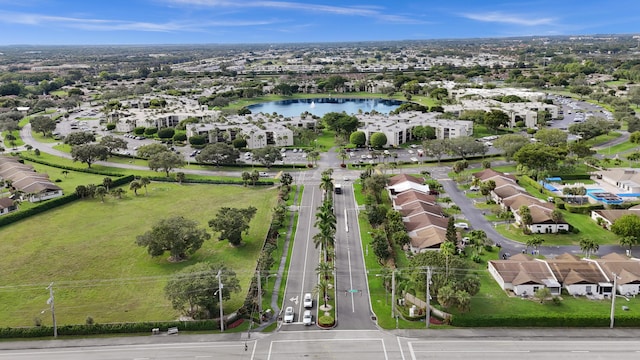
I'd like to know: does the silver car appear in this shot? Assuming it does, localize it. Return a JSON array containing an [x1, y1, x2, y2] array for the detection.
[[302, 310, 313, 326]]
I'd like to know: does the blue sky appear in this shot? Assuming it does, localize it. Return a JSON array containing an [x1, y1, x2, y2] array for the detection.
[[0, 0, 638, 45]]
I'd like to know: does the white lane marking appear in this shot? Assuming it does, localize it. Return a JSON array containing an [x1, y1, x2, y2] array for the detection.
[[348, 247, 355, 312], [397, 336, 406, 360], [298, 186, 315, 316]]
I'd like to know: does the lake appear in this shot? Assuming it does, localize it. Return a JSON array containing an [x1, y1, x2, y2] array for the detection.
[[246, 98, 403, 118]]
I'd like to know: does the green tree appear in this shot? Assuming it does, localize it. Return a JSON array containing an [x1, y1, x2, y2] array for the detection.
[[137, 143, 170, 158], [208, 206, 258, 246], [412, 125, 436, 140], [493, 134, 530, 160], [195, 143, 240, 167], [71, 144, 109, 168], [534, 287, 552, 304], [526, 236, 544, 253], [64, 132, 95, 146], [252, 146, 282, 168], [519, 206, 533, 229], [100, 135, 128, 155], [139, 176, 151, 195], [102, 177, 113, 191], [534, 128, 568, 147], [349, 131, 366, 147], [513, 143, 566, 176], [157, 127, 175, 140], [175, 172, 186, 184], [135, 216, 211, 261], [241, 171, 251, 187], [322, 112, 359, 137], [611, 214, 640, 252], [280, 172, 293, 188], [148, 151, 185, 177], [316, 261, 334, 282], [579, 237, 599, 259], [423, 139, 449, 164], [440, 241, 457, 278], [483, 109, 509, 132], [129, 180, 141, 196], [165, 262, 241, 319], [30, 116, 57, 137], [445, 217, 457, 244], [95, 185, 107, 203], [369, 132, 388, 148]]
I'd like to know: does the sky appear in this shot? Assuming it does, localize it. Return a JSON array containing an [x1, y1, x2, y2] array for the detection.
[[0, 0, 638, 45]]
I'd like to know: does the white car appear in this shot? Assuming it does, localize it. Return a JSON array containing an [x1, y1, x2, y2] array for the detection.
[[284, 306, 294, 323], [302, 310, 313, 326], [454, 222, 469, 230], [259, 172, 269, 177], [303, 293, 313, 308]]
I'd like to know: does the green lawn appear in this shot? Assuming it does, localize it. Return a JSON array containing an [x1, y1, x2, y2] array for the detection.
[[597, 141, 639, 155], [583, 132, 621, 147], [0, 183, 277, 327]]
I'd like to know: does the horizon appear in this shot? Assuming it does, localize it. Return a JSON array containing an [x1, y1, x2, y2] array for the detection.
[[0, 0, 638, 46]]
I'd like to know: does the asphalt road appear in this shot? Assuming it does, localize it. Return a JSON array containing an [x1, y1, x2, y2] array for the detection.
[[280, 183, 322, 328], [4, 329, 640, 359], [333, 182, 376, 330]]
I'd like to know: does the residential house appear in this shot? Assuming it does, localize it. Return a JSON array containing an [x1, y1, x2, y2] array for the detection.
[[0, 156, 63, 203], [587, 253, 640, 296], [0, 197, 17, 215], [591, 206, 640, 230], [596, 168, 640, 194], [503, 193, 568, 233], [545, 253, 612, 298], [488, 254, 561, 296], [392, 190, 437, 209]]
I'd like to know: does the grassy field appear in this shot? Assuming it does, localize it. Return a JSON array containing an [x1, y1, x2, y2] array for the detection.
[[597, 141, 638, 155], [0, 182, 277, 327]]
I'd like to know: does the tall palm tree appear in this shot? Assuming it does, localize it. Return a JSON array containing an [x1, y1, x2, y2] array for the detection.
[[139, 176, 151, 195], [316, 261, 335, 281], [95, 185, 107, 203], [579, 237, 599, 259], [440, 241, 457, 278], [619, 236, 635, 256], [129, 180, 141, 196], [525, 236, 544, 254], [313, 278, 330, 308], [319, 175, 334, 201]]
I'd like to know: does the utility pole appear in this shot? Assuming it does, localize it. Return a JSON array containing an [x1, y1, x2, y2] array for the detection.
[[217, 270, 224, 332], [610, 272, 618, 329], [426, 267, 432, 329], [257, 270, 262, 322], [391, 268, 396, 318], [46, 282, 57, 338]]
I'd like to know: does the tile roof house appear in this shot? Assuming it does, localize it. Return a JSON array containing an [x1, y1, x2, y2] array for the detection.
[[387, 174, 430, 196], [473, 168, 517, 183], [591, 206, 640, 230], [597, 168, 640, 193], [392, 190, 437, 209], [545, 253, 612, 298], [586, 253, 640, 296], [488, 254, 561, 296], [503, 193, 568, 234], [0, 197, 18, 216], [0, 156, 63, 203]]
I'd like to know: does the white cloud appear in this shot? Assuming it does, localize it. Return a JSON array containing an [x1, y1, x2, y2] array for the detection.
[[163, 0, 424, 23], [461, 11, 555, 26], [0, 10, 277, 32]]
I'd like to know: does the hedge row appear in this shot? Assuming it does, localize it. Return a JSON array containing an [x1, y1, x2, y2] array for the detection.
[[0, 320, 221, 339], [19, 154, 125, 177], [111, 174, 136, 187], [565, 203, 604, 214], [450, 313, 638, 327], [0, 193, 79, 228], [148, 176, 274, 186]]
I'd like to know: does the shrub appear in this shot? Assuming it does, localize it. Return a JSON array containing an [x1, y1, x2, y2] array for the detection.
[[317, 315, 335, 328], [173, 133, 187, 142], [189, 135, 206, 146], [144, 127, 158, 136], [106, 123, 116, 131], [133, 127, 146, 135]]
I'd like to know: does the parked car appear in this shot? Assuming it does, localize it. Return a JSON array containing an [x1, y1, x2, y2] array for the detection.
[[303, 293, 313, 308], [302, 310, 313, 326], [284, 306, 294, 323], [454, 222, 469, 229], [259, 172, 269, 177]]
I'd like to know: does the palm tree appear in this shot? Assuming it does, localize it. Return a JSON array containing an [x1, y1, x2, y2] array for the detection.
[[469, 230, 488, 255], [319, 175, 334, 201], [102, 177, 113, 192], [619, 236, 635, 256], [241, 171, 251, 187], [139, 176, 151, 195], [525, 236, 544, 254], [95, 185, 107, 203], [338, 149, 349, 167], [110, 188, 125, 199], [440, 241, 457, 278], [175, 172, 185, 185], [316, 261, 335, 281], [579, 237, 599, 259], [61, 170, 69, 178], [129, 180, 141, 196], [313, 278, 330, 309]]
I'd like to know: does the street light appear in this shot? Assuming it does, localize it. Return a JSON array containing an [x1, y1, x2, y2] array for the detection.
[[215, 270, 224, 332], [610, 272, 630, 329]]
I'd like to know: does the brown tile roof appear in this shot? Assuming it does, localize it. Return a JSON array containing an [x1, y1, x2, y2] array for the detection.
[[399, 201, 444, 218], [590, 255, 640, 285], [473, 168, 516, 182], [529, 204, 563, 224], [0, 197, 15, 209], [409, 227, 447, 250], [493, 185, 526, 200], [393, 190, 437, 208], [503, 193, 542, 210], [489, 259, 554, 285], [404, 213, 449, 232], [21, 181, 62, 194], [593, 210, 640, 224], [388, 174, 423, 186], [546, 259, 607, 285]]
